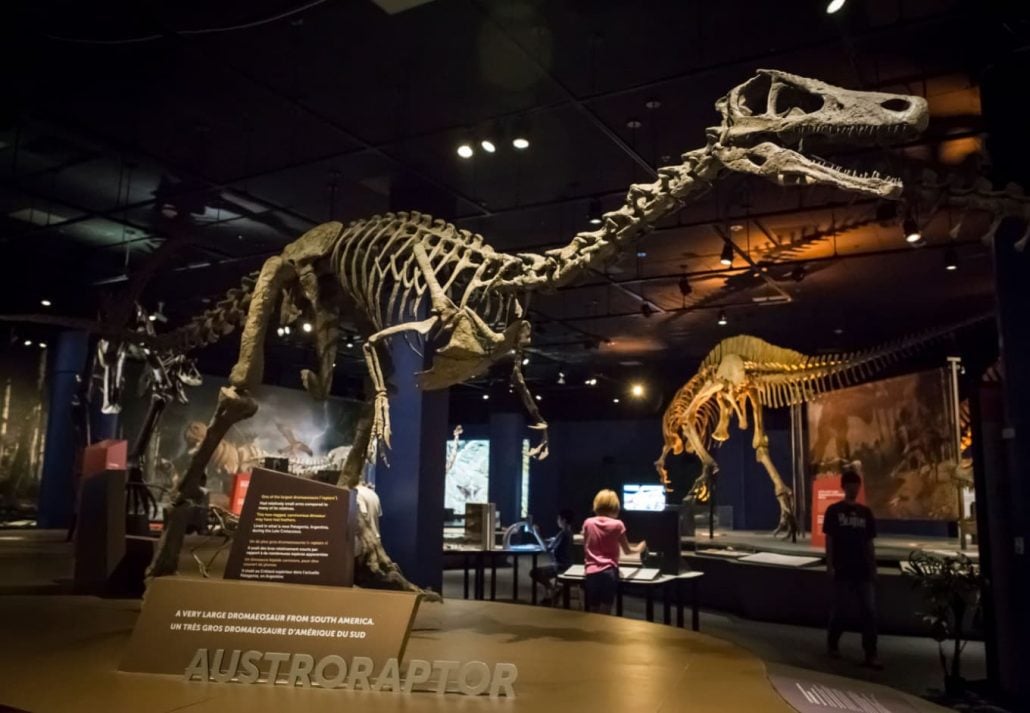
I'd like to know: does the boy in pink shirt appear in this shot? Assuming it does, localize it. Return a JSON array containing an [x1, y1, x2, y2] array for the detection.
[[582, 489, 646, 614]]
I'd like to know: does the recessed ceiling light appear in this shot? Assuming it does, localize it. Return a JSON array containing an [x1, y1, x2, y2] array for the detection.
[[480, 139, 496, 153], [717, 311, 728, 326], [512, 137, 529, 150], [23, 340, 32, 347], [482, 394, 490, 400], [302, 322, 313, 333], [826, 0, 847, 14], [730, 224, 744, 232], [630, 383, 645, 398], [457, 143, 474, 159], [612, 397, 620, 404], [903, 216, 922, 243], [40, 299, 52, 307]]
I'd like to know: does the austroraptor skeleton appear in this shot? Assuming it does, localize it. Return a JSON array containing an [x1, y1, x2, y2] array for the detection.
[[133, 70, 929, 589], [655, 318, 984, 538]]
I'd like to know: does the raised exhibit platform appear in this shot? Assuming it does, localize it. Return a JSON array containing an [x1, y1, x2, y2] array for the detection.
[[0, 588, 950, 713], [683, 530, 978, 637]]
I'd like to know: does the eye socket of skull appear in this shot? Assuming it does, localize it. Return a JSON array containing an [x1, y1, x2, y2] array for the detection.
[[772, 83, 824, 116], [736, 74, 824, 118], [735, 73, 772, 116]]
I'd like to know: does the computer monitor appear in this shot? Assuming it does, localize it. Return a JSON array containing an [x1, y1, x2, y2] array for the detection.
[[622, 484, 667, 512]]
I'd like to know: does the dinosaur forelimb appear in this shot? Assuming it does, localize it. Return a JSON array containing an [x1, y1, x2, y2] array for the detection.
[[509, 321, 549, 460]]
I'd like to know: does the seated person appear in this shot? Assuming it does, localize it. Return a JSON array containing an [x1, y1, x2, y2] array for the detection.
[[530, 509, 575, 602]]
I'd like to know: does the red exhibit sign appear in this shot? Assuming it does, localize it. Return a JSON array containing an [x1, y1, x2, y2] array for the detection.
[[810, 474, 866, 549], [229, 473, 252, 516]]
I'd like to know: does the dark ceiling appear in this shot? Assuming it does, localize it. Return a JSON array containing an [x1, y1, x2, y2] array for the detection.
[[0, 0, 1020, 410]]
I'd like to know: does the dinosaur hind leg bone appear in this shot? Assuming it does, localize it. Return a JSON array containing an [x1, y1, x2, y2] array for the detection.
[[749, 393, 797, 539], [147, 254, 294, 578]]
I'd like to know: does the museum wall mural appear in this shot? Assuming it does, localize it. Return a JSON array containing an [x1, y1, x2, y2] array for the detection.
[[807, 369, 960, 520], [119, 372, 362, 506], [0, 343, 49, 517]]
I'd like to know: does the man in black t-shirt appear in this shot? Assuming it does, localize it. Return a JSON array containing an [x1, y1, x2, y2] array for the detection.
[[823, 466, 880, 668]]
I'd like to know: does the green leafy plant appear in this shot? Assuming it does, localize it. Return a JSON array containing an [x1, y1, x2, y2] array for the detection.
[[905, 550, 984, 695]]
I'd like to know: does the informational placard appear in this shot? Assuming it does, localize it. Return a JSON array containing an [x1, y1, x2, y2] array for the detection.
[[769, 673, 919, 712], [119, 578, 419, 678], [224, 468, 356, 586], [810, 475, 866, 549]]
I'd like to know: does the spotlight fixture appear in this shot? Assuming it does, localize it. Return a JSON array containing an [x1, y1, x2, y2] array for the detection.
[[584, 377, 598, 387], [457, 143, 474, 159], [38, 342, 47, 349], [23, 340, 32, 347], [302, 322, 313, 333], [522, 356, 530, 366], [826, 0, 847, 13], [482, 394, 490, 400], [557, 371, 566, 385], [512, 136, 529, 150], [903, 215, 922, 244], [640, 302, 656, 318], [277, 327, 285, 337], [480, 138, 496, 154], [148, 314, 157, 322], [717, 311, 728, 326], [588, 197, 603, 225], [612, 397, 620, 404], [720, 241, 734, 266], [729, 223, 744, 233], [630, 383, 645, 398], [40, 299, 52, 307], [678, 274, 692, 297], [511, 115, 530, 150], [944, 246, 959, 271], [283, 325, 291, 335], [535, 394, 542, 402], [345, 337, 355, 348]]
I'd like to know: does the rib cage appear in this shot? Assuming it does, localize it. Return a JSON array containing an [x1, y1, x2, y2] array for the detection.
[[331, 212, 525, 335]]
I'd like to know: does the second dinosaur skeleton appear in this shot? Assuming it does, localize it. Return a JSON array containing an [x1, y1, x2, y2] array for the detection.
[[655, 318, 984, 538], [136, 70, 928, 587]]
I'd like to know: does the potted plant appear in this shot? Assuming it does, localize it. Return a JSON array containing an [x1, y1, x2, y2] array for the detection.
[[905, 550, 984, 696]]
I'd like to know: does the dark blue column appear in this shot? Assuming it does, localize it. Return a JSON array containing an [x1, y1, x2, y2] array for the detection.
[[987, 219, 1030, 705], [374, 340, 447, 593], [489, 412, 524, 527], [37, 331, 88, 528]]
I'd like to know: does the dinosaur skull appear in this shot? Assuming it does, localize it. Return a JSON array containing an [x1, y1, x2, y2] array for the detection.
[[712, 69, 928, 198]]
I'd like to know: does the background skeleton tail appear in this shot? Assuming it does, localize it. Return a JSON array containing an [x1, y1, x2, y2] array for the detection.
[[154, 272, 259, 352], [751, 314, 989, 408]]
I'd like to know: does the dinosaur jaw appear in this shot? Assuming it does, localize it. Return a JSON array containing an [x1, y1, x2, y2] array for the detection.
[[714, 142, 904, 198]]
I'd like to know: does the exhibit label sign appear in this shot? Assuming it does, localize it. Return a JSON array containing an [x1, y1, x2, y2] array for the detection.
[[770, 673, 919, 712], [224, 468, 356, 586], [121, 578, 418, 676], [120, 578, 518, 696]]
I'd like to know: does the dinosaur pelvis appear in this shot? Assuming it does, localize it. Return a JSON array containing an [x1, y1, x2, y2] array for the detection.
[[417, 311, 522, 391]]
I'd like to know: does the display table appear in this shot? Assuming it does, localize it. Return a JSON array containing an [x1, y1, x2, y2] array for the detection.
[[557, 568, 705, 631], [444, 545, 543, 602], [0, 587, 951, 713]]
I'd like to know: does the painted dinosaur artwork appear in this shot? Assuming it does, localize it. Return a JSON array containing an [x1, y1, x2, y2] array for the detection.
[[655, 319, 983, 538], [143, 70, 928, 589]]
